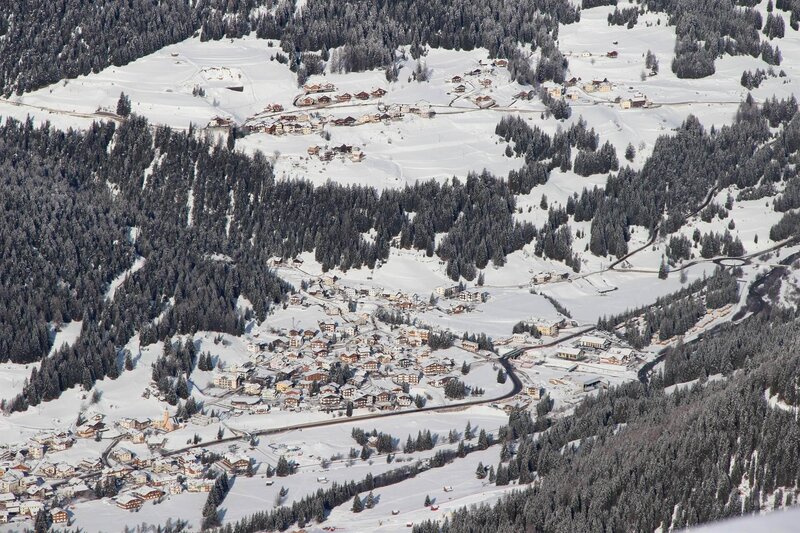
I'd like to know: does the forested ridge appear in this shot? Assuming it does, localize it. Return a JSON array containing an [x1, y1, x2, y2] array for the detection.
[[0, 0, 577, 96], [2, 0, 791, 97], [1, 115, 291, 411], [411, 304, 800, 533]]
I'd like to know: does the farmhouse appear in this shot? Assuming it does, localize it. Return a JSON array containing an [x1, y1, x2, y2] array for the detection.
[[116, 494, 144, 510], [474, 95, 495, 109], [284, 396, 300, 409], [352, 395, 371, 408], [556, 346, 585, 361], [462, 340, 479, 352], [533, 319, 562, 337], [544, 83, 562, 98], [187, 478, 216, 492], [526, 386, 544, 400], [217, 454, 251, 475], [213, 373, 241, 390], [393, 370, 420, 385], [423, 361, 448, 376], [76, 422, 104, 439], [584, 78, 612, 93], [606, 347, 636, 362], [207, 116, 234, 129], [430, 375, 454, 387], [132, 485, 165, 502], [51, 508, 69, 524], [319, 393, 340, 408], [578, 335, 611, 350], [303, 82, 335, 94], [458, 291, 483, 303], [621, 95, 648, 109]]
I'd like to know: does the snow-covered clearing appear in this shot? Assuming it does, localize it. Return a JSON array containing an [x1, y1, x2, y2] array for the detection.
[[104, 256, 146, 301]]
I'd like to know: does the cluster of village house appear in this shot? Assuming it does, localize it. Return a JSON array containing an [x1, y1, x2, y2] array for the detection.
[[493, 313, 638, 371], [296, 83, 387, 107], [530, 271, 572, 286], [446, 57, 646, 111], [500, 319, 642, 400], [536, 75, 649, 109], [307, 144, 365, 162], [211, 316, 462, 413], [550, 334, 637, 367], [242, 100, 434, 137], [184, 272, 503, 418], [0, 409, 260, 525], [447, 58, 509, 109]]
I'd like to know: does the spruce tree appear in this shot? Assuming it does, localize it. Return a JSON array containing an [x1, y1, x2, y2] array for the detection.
[[33, 509, 51, 533], [478, 429, 489, 450], [625, 143, 636, 161], [352, 494, 364, 513], [464, 421, 474, 440], [497, 369, 507, 384], [659, 258, 669, 280], [276, 455, 291, 477], [116, 92, 132, 117]]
